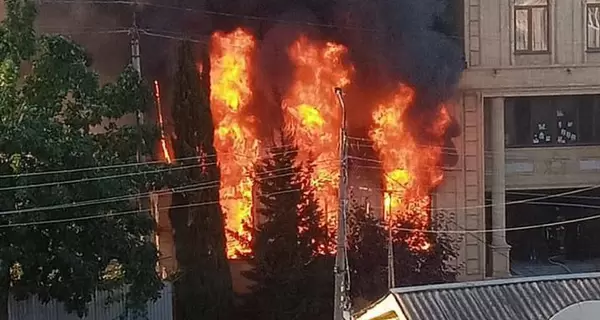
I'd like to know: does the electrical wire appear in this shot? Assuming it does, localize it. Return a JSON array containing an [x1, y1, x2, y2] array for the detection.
[[34, 0, 399, 34], [5, 154, 600, 215], [0, 186, 306, 228], [0, 143, 299, 179], [0, 151, 334, 192], [7, 187, 600, 234], [0, 161, 338, 215]]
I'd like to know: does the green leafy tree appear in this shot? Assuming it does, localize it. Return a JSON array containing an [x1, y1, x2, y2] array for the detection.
[[168, 41, 234, 320], [240, 142, 333, 320], [0, 0, 163, 319], [348, 204, 460, 308]]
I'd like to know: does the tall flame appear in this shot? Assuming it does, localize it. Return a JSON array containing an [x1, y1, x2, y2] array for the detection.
[[209, 28, 259, 258], [154, 80, 173, 163], [370, 85, 450, 250], [282, 36, 353, 234]]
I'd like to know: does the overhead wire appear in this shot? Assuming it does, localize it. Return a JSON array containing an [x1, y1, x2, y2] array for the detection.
[[6, 187, 600, 233], [3, 161, 600, 233], [0, 149, 333, 192], [34, 0, 401, 34], [0, 186, 306, 228], [4, 152, 600, 216], [0, 143, 299, 179], [0, 160, 339, 215]]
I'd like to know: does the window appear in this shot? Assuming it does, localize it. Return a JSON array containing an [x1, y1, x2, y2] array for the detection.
[[514, 0, 549, 53], [505, 95, 600, 148], [587, 1, 600, 50]]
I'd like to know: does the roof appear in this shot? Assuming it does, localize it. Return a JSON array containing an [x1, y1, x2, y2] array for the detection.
[[370, 273, 600, 320]]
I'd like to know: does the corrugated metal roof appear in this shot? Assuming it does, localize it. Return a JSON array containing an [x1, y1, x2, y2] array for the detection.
[[390, 272, 600, 320], [9, 282, 173, 320]]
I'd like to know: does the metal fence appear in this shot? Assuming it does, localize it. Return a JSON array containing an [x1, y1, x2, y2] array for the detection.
[[8, 283, 173, 320]]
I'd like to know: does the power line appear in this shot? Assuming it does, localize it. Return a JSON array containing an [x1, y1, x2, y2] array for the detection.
[[6, 157, 599, 214], [0, 163, 338, 215], [1, 180, 220, 215], [347, 136, 564, 159], [0, 186, 306, 228], [1, 157, 337, 192], [0, 144, 299, 179], [36, 0, 384, 34], [0, 161, 202, 192], [6, 187, 600, 234], [41, 27, 131, 35], [0, 149, 332, 191], [397, 213, 600, 235]]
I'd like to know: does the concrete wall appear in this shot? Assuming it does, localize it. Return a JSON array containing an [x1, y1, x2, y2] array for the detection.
[[434, 92, 487, 281]]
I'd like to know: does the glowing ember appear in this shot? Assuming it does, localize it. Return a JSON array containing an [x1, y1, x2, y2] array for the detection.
[[282, 36, 353, 235], [154, 80, 173, 163], [369, 85, 450, 250], [209, 28, 259, 258]]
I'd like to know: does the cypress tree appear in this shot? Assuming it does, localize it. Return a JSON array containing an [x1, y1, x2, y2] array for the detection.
[[240, 141, 333, 319], [169, 41, 233, 320]]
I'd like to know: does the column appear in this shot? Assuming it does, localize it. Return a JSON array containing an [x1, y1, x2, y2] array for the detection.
[[490, 97, 511, 278]]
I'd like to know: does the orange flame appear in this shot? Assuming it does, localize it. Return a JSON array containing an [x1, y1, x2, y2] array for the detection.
[[282, 36, 353, 236], [370, 85, 450, 250], [154, 80, 173, 163], [209, 28, 259, 258]]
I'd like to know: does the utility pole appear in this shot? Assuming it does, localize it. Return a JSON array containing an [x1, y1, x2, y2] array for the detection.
[[385, 191, 395, 288], [334, 87, 350, 320], [129, 3, 149, 225], [130, 8, 143, 135]]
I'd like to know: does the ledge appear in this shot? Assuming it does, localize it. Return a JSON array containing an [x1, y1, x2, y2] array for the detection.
[[460, 64, 600, 96]]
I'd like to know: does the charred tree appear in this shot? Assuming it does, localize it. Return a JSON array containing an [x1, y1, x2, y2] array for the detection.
[[240, 141, 333, 320], [169, 41, 234, 320]]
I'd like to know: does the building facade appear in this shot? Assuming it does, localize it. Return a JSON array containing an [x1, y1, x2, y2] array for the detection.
[[440, 0, 600, 281]]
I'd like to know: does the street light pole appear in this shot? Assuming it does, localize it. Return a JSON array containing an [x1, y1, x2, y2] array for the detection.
[[334, 87, 350, 320]]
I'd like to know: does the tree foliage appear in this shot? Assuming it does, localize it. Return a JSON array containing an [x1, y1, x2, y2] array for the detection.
[[347, 202, 460, 307], [168, 41, 234, 320], [240, 142, 333, 320], [0, 0, 164, 318]]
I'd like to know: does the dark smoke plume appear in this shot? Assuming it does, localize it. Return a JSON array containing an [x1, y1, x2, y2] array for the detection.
[[37, 0, 463, 148]]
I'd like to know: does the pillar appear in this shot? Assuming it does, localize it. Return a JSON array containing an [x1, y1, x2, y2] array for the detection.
[[490, 97, 511, 278]]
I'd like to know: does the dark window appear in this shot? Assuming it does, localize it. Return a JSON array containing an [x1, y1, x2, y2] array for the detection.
[[505, 95, 600, 148]]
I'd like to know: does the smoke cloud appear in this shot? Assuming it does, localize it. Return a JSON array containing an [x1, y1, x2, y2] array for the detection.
[[35, 0, 462, 144]]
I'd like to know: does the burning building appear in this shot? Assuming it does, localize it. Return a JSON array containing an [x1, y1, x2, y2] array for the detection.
[[148, 2, 462, 288], [33, 0, 465, 288]]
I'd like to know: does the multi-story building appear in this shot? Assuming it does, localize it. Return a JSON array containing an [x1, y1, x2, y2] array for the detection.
[[442, 0, 600, 281]]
